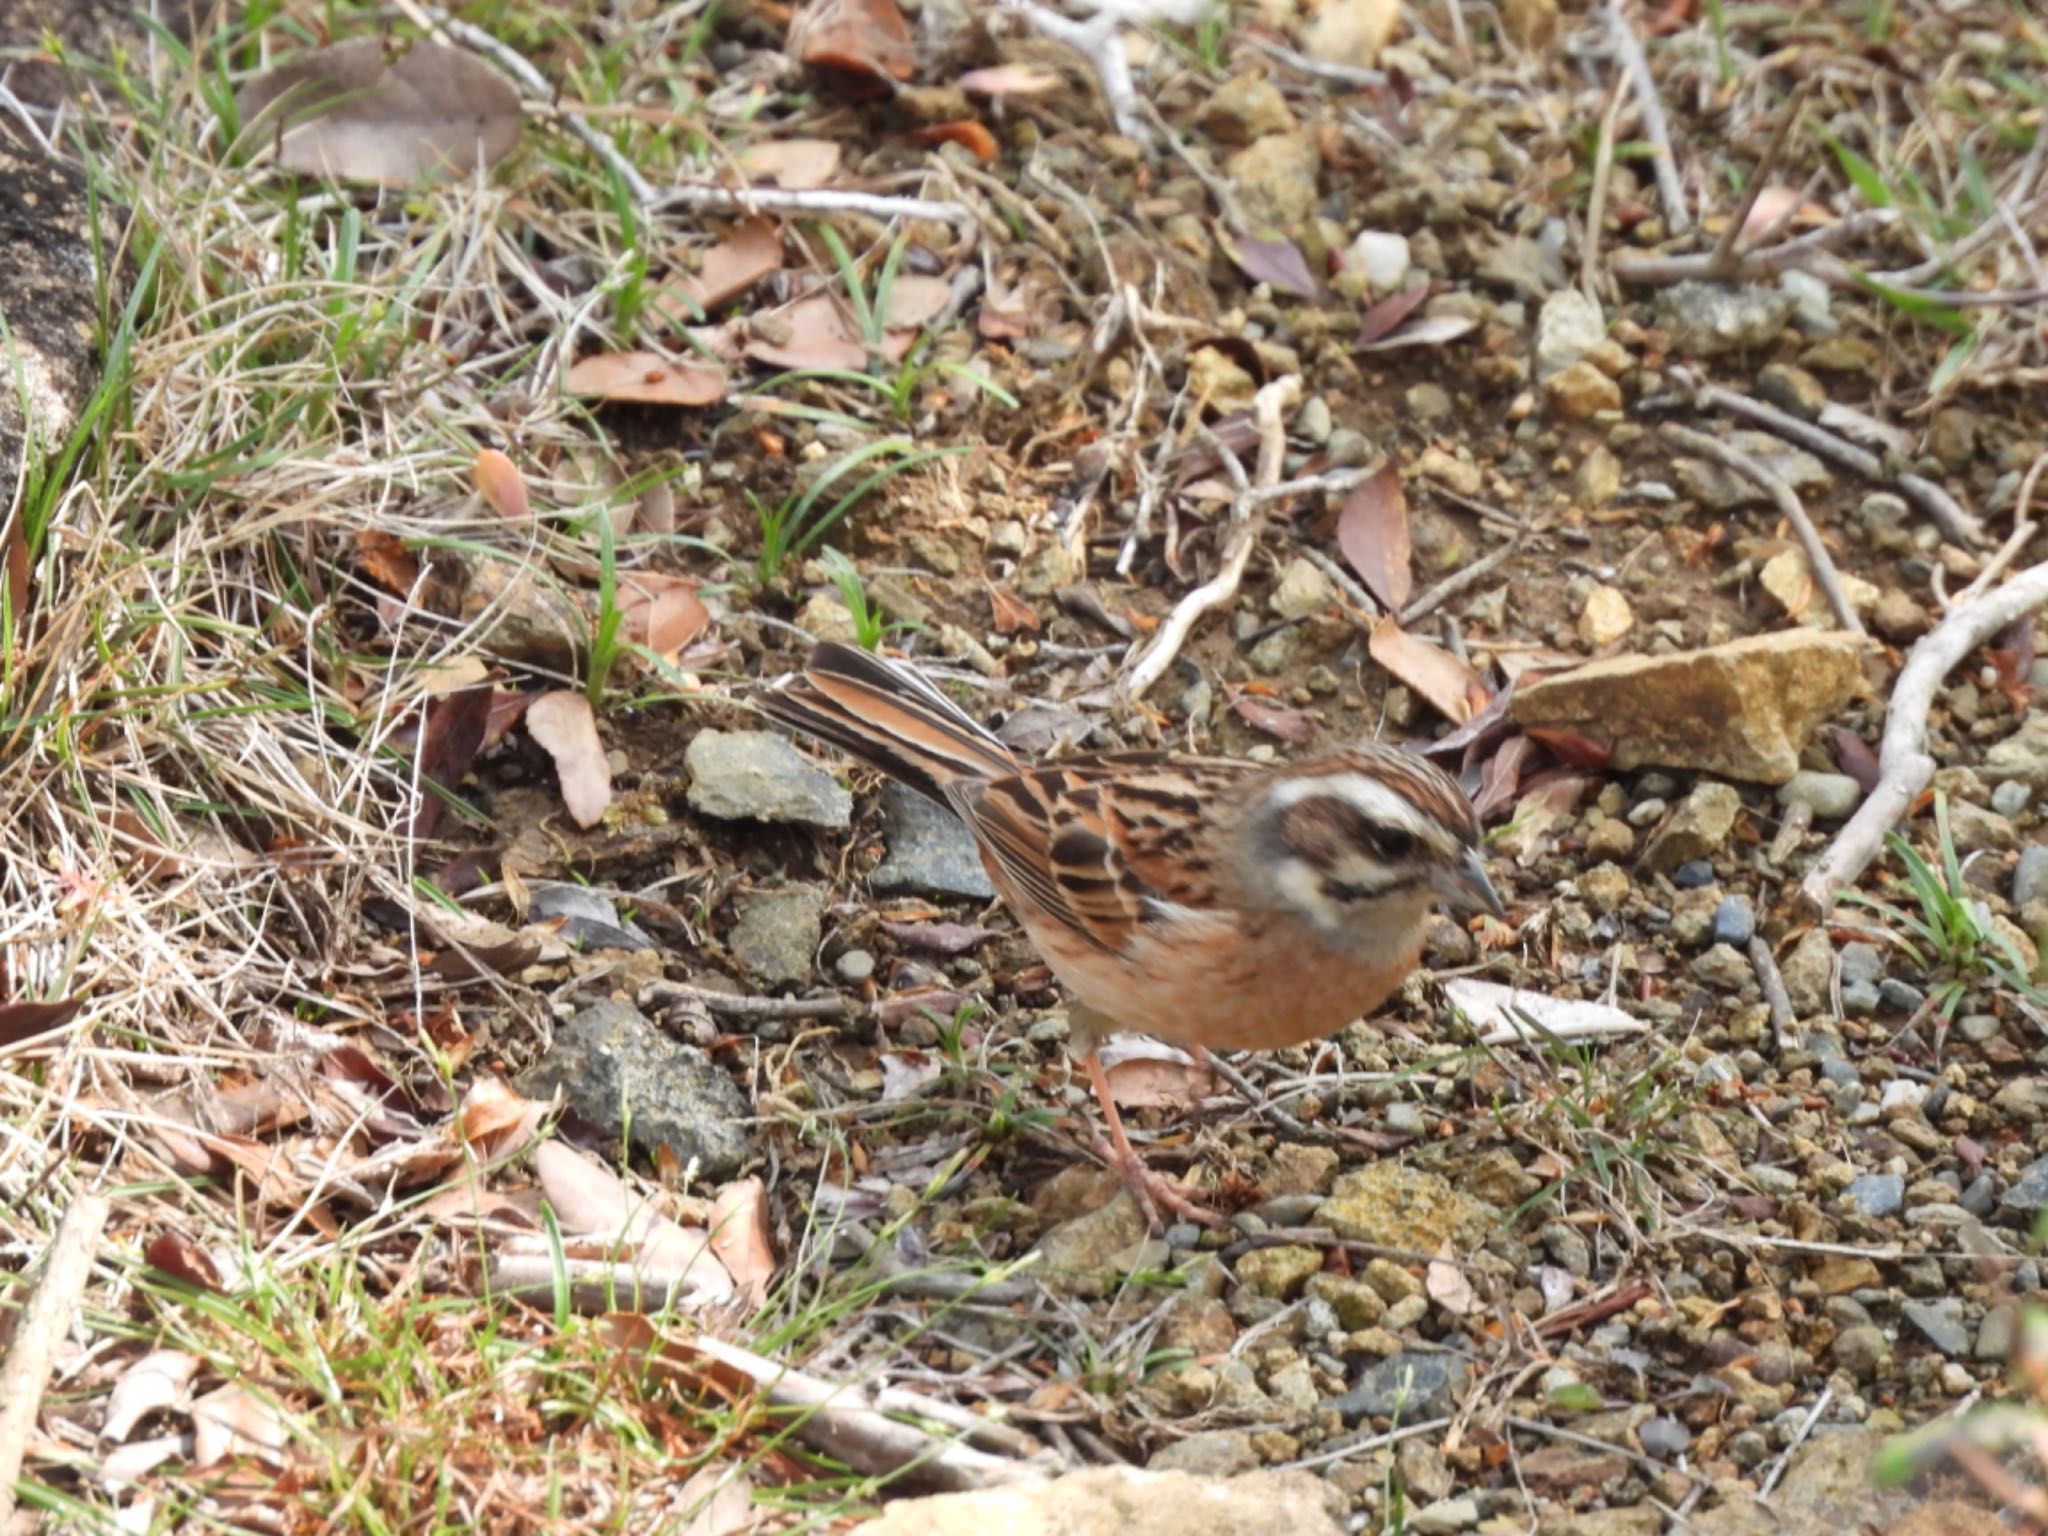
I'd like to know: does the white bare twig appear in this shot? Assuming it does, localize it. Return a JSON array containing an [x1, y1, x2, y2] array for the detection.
[[0, 1192, 110, 1527], [1009, 2, 1151, 142], [1605, 1, 1690, 234], [1797, 559, 2048, 916]]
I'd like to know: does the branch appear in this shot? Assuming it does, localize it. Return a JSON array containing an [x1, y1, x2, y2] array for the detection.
[[1796, 560, 2048, 916], [0, 1192, 110, 1527]]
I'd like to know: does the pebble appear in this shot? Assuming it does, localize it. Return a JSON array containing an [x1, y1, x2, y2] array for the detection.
[[871, 782, 997, 899], [1660, 281, 1795, 354], [1583, 819, 1636, 860], [1830, 1324, 1891, 1381], [1642, 781, 1742, 874], [1842, 1172, 1904, 1218], [1671, 859, 1716, 889], [2006, 1159, 2048, 1215], [685, 730, 852, 828], [1639, 1417, 1691, 1458], [835, 948, 876, 983], [1777, 770, 1864, 820], [1330, 1353, 1471, 1423], [1902, 1298, 1972, 1357], [1839, 941, 1884, 1016], [2016, 844, 2048, 912], [1408, 1496, 1481, 1534], [1296, 395, 1334, 445], [1535, 289, 1607, 380], [1976, 1304, 2017, 1362], [1993, 779, 2033, 817], [1710, 894, 1756, 947], [1876, 977, 1925, 1014], [1347, 230, 1412, 290], [1692, 943, 1753, 991], [730, 886, 826, 985]]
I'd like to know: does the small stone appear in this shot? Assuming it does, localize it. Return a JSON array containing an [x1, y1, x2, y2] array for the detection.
[[1321, 1165, 1497, 1253], [1670, 885, 1724, 946], [1991, 1077, 2048, 1122], [1544, 360, 1621, 420], [1269, 556, 1338, 620], [1675, 433, 1832, 512], [1499, 0, 1560, 47], [1830, 1324, 1892, 1382], [1877, 977, 1925, 1014], [1838, 940, 1883, 1016], [1710, 895, 1756, 947], [1406, 382, 1453, 421], [1781, 269, 1834, 331], [1756, 361, 1827, 419], [1660, 282, 1794, 355], [1811, 1255, 1882, 1295], [1148, 1429, 1260, 1475], [1993, 779, 2032, 818], [1843, 1172, 1904, 1218], [1296, 396, 1334, 445], [1409, 1495, 1482, 1534], [1583, 819, 1636, 861], [1976, 1304, 2016, 1361], [1535, 289, 1607, 380], [1305, 1273, 1386, 1330], [1691, 943, 1754, 991], [729, 885, 826, 986], [1344, 230, 1410, 291], [1574, 444, 1623, 507], [1579, 863, 1630, 913], [1578, 584, 1634, 647], [1902, 1298, 1971, 1357], [1641, 781, 1742, 874], [794, 592, 861, 644], [1235, 1245, 1324, 1300], [1871, 588, 1931, 642], [1672, 859, 1715, 889], [686, 730, 852, 828], [1225, 131, 1321, 231], [1301, 0, 1401, 67], [1779, 926, 1836, 1015], [1639, 1417, 1692, 1459], [1200, 76, 1297, 145], [2012, 844, 2048, 911], [872, 782, 996, 899], [1778, 770, 1864, 820], [1330, 1353, 1470, 1424], [1803, 335, 1881, 372]]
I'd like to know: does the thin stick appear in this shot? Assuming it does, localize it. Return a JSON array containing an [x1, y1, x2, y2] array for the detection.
[[656, 183, 974, 225], [1712, 80, 1814, 278], [1009, 3, 1149, 142], [1606, 1, 1690, 234], [1399, 541, 1518, 627], [1797, 558, 2048, 916], [641, 980, 851, 1021], [1581, 79, 1628, 299], [1299, 546, 1381, 617], [1661, 425, 1865, 635], [1122, 377, 1302, 700], [0, 1192, 111, 1527], [1757, 1385, 1832, 1500], [1283, 1416, 1454, 1473], [1506, 1415, 1706, 1488], [1952, 451, 2045, 605], [1748, 935, 1796, 1054]]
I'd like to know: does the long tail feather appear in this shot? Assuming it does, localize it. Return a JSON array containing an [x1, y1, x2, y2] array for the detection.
[[757, 643, 1017, 806]]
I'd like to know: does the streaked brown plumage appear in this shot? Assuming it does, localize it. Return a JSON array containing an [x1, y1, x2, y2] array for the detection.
[[760, 642, 1504, 1224]]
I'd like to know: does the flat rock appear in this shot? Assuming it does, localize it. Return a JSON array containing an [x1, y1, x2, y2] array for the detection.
[[871, 782, 996, 899], [728, 885, 825, 985], [1320, 1163, 1497, 1252], [1330, 1351, 1471, 1423], [685, 730, 851, 828], [518, 999, 751, 1179], [851, 1467, 1344, 1536], [1508, 631, 1873, 784], [1685, 1428, 1917, 1536]]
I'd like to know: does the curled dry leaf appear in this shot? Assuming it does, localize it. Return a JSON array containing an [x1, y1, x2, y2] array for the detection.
[[734, 139, 842, 188], [191, 1382, 292, 1470], [525, 690, 612, 829], [1336, 464, 1412, 612], [905, 120, 998, 160], [986, 580, 1040, 635], [354, 529, 420, 593], [744, 292, 913, 371], [145, 1231, 224, 1292], [789, 0, 917, 87], [527, 1139, 735, 1307], [652, 219, 786, 326], [566, 350, 728, 407], [1356, 281, 1431, 346], [1368, 617, 1489, 724], [473, 448, 530, 520], [616, 571, 712, 659], [234, 38, 522, 186], [101, 1350, 202, 1443], [1098, 1038, 1213, 1110], [1222, 233, 1320, 300], [1426, 1243, 1479, 1316], [707, 1177, 776, 1307], [456, 1076, 547, 1158], [1230, 692, 1314, 743], [1357, 313, 1478, 353]]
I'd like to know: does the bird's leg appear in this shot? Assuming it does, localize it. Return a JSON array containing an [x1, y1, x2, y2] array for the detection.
[[1082, 1046, 1225, 1230]]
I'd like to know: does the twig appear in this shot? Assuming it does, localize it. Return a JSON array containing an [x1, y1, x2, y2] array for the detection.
[[1797, 558, 2048, 916], [1581, 79, 1627, 299], [1748, 935, 1796, 1054], [1299, 546, 1381, 617], [1711, 80, 1815, 278], [0, 1192, 110, 1527], [641, 979, 852, 1021], [1952, 450, 2045, 605], [1122, 377, 1302, 700], [1009, 3, 1149, 142], [1399, 541, 1518, 627], [1756, 1385, 1832, 1500], [656, 183, 974, 225], [1610, 209, 1899, 285], [1605, 1, 1690, 234], [1660, 425, 1865, 635], [1196, 1048, 1332, 1143], [1506, 1415, 1706, 1488], [1245, 35, 1390, 90], [1282, 1416, 1454, 1473], [1666, 367, 1986, 546]]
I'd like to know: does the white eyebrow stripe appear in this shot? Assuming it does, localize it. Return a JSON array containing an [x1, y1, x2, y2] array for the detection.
[[1264, 772, 1440, 840]]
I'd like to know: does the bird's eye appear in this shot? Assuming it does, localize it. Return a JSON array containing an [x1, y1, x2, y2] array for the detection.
[[1369, 826, 1416, 862]]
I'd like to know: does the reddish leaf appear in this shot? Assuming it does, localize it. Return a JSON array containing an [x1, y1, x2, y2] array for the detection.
[[617, 572, 712, 658], [0, 996, 83, 1049], [708, 1178, 776, 1308], [145, 1231, 224, 1292], [652, 219, 785, 325], [1987, 615, 2036, 710], [906, 120, 997, 161], [1336, 464, 1413, 611], [1472, 733, 1536, 820], [1369, 616, 1490, 725], [1826, 726, 1881, 794], [1358, 314, 1478, 353], [1230, 692, 1315, 743], [1356, 281, 1431, 346], [1222, 233, 1320, 300], [744, 293, 912, 371], [411, 682, 493, 840], [789, 0, 915, 88], [566, 351, 727, 407], [354, 530, 420, 594], [1522, 727, 1612, 770], [473, 448, 530, 520], [526, 690, 613, 829], [733, 139, 841, 188], [987, 581, 1040, 635]]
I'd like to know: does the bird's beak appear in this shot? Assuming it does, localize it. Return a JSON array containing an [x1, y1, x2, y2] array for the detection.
[[1433, 847, 1507, 919]]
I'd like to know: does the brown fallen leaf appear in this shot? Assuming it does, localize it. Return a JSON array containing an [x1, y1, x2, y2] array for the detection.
[[678, 1465, 757, 1536], [410, 682, 493, 840], [1368, 617, 1490, 725], [651, 219, 785, 326], [987, 580, 1040, 635], [525, 690, 612, 829], [1426, 1242, 1479, 1315], [616, 571, 712, 659], [191, 1382, 292, 1469], [354, 529, 421, 594], [1230, 692, 1315, 743], [744, 292, 914, 371], [473, 447, 530, 520], [734, 139, 843, 188], [235, 38, 522, 186], [145, 1231, 224, 1293], [882, 273, 957, 332], [905, 120, 997, 160], [1336, 464, 1412, 612], [707, 1177, 776, 1308], [566, 350, 728, 407], [788, 0, 916, 88], [0, 995, 84, 1050], [1356, 281, 1432, 347], [1099, 1039, 1214, 1110], [1222, 232, 1320, 300]]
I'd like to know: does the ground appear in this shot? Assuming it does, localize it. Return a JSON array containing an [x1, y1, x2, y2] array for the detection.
[[0, 0, 2046, 1532]]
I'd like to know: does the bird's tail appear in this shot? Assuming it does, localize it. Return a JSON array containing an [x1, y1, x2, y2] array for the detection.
[[755, 642, 1019, 806]]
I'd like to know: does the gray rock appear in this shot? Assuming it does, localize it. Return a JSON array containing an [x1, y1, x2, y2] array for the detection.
[[1146, 1429, 1259, 1476], [2016, 844, 2048, 913], [1777, 770, 1863, 820], [1984, 712, 2048, 787], [1838, 941, 1883, 1016], [1780, 269, 1834, 332], [1673, 431, 1831, 510], [1269, 556, 1337, 620], [1779, 926, 1836, 1015], [1711, 894, 1756, 947], [1692, 943, 1754, 991], [1976, 1303, 2017, 1362], [1902, 1298, 1971, 1357], [685, 730, 851, 828], [1830, 1324, 1891, 1381], [1330, 1353, 1471, 1423], [519, 999, 751, 1178], [729, 885, 825, 985], [1877, 978, 1925, 1014], [1408, 1496, 1481, 1534], [1639, 1417, 1692, 1458], [871, 782, 996, 899], [1536, 289, 1608, 380], [1993, 779, 2033, 817], [1642, 781, 1742, 874], [1660, 282, 1795, 356], [1842, 1173, 1903, 1218]]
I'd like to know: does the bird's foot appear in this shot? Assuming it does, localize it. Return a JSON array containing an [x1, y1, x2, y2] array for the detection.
[[1089, 1132, 1226, 1231]]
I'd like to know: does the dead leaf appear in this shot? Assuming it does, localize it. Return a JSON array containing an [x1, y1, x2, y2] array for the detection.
[[1357, 281, 1431, 347], [1222, 233, 1320, 300], [1521, 727, 1612, 771], [678, 1465, 757, 1536], [1098, 1039, 1213, 1110], [906, 120, 997, 160], [959, 64, 1063, 96], [354, 529, 420, 594], [1368, 617, 1489, 725], [744, 292, 914, 371], [652, 219, 785, 325], [1358, 313, 1478, 353], [1440, 978, 1645, 1046], [101, 1350, 201, 1443], [1426, 1243, 1479, 1315], [788, 0, 916, 87], [145, 1231, 224, 1293], [566, 350, 728, 407], [1827, 725, 1881, 793], [525, 690, 612, 829], [1230, 692, 1314, 743], [235, 38, 522, 186], [411, 682, 493, 840], [457, 1078, 547, 1159], [0, 995, 84, 1050], [616, 571, 712, 659], [1336, 465, 1412, 611], [879, 1050, 944, 1101], [882, 272, 956, 332], [191, 1383, 292, 1469], [987, 581, 1040, 635], [876, 919, 992, 954], [734, 139, 842, 188], [707, 1178, 775, 1307], [473, 448, 530, 520]]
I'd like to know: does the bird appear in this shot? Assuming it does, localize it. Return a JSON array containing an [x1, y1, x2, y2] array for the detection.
[[757, 641, 1506, 1226]]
